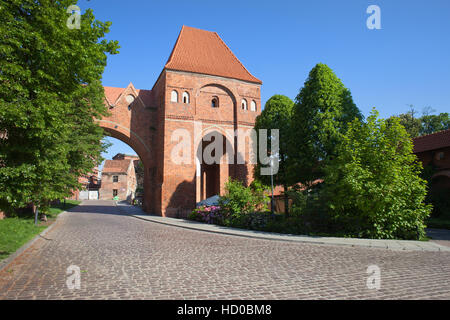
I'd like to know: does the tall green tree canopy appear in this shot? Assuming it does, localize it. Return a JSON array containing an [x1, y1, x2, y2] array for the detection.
[[0, 0, 119, 212], [388, 106, 450, 138], [322, 109, 431, 239], [254, 94, 294, 213], [420, 112, 450, 135], [288, 63, 362, 187]]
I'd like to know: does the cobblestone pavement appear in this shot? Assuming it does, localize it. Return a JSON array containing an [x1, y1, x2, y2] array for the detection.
[[1, 200, 449, 300], [427, 228, 450, 248]]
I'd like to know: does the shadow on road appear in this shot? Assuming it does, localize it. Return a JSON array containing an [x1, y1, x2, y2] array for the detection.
[[68, 200, 132, 216]]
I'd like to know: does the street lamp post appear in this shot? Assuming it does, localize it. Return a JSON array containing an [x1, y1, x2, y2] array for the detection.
[[270, 156, 275, 216], [34, 207, 39, 225]]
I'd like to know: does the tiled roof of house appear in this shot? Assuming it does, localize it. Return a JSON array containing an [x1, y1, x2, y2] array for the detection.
[[165, 26, 262, 84], [272, 180, 323, 196], [103, 86, 124, 105], [413, 129, 450, 153], [112, 153, 139, 161], [103, 85, 153, 107], [102, 160, 132, 174]]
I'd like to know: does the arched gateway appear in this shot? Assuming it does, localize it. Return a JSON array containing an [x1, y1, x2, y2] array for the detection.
[[99, 26, 262, 217]]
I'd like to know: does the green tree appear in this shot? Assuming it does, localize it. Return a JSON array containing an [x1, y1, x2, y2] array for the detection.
[[420, 112, 450, 135], [0, 0, 119, 214], [135, 160, 145, 192], [322, 109, 431, 240], [388, 105, 421, 138], [254, 95, 294, 214], [388, 105, 449, 138], [288, 63, 362, 187]]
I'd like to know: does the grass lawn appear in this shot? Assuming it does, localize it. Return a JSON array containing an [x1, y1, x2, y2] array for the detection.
[[0, 200, 80, 261]]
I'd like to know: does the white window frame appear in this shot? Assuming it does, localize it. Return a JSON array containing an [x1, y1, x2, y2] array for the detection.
[[241, 99, 248, 110], [171, 90, 178, 103], [182, 91, 190, 104]]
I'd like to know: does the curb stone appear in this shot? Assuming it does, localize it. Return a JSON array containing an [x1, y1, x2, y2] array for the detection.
[[115, 203, 450, 252], [0, 209, 71, 273]]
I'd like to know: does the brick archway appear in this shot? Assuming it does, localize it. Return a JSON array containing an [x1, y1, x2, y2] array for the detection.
[[96, 118, 153, 212], [97, 120, 151, 165], [195, 129, 235, 202]]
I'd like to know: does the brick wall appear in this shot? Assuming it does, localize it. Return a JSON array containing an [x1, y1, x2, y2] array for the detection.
[[99, 71, 261, 216], [416, 146, 450, 189], [159, 71, 261, 217]]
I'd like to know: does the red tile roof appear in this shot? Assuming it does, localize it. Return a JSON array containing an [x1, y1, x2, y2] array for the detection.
[[102, 160, 132, 174], [272, 180, 323, 196], [413, 129, 450, 153], [103, 86, 124, 105], [165, 26, 262, 84], [103, 86, 153, 107]]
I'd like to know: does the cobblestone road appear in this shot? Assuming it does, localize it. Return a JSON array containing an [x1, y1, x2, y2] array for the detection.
[[1, 200, 449, 300]]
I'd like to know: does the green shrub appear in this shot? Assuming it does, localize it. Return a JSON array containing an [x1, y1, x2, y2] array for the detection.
[[219, 179, 269, 221], [320, 110, 431, 239], [187, 208, 203, 222]]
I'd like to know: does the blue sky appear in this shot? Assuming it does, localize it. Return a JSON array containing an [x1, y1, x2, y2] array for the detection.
[[80, 0, 450, 163]]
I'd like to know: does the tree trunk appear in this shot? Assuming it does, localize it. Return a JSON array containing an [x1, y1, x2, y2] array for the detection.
[[284, 184, 289, 216]]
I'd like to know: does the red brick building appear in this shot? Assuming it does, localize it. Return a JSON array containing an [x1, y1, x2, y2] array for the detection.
[[99, 26, 262, 217], [413, 129, 450, 190], [99, 158, 137, 202], [68, 167, 100, 201]]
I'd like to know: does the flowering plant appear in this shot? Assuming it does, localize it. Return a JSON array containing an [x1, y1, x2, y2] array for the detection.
[[188, 205, 223, 224]]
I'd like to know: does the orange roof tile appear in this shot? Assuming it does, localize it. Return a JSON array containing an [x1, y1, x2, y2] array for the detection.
[[165, 26, 262, 84], [413, 129, 450, 153], [103, 86, 154, 107], [271, 180, 323, 196], [102, 160, 132, 174], [103, 86, 124, 105]]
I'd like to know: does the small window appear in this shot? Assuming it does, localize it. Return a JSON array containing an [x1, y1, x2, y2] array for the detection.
[[113, 189, 118, 197], [241, 99, 248, 110], [250, 100, 257, 112], [182, 91, 190, 104], [126, 95, 135, 111], [436, 152, 445, 160], [171, 90, 178, 103], [125, 94, 135, 104], [211, 96, 219, 108], [113, 175, 119, 182]]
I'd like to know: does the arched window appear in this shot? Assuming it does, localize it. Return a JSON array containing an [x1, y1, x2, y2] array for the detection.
[[182, 91, 190, 104], [171, 90, 178, 103], [250, 100, 257, 112], [211, 96, 219, 108], [241, 99, 248, 110]]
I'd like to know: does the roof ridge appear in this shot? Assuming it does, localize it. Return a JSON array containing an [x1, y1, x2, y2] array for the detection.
[[165, 25, 186, 66], [413, 128, 450, 140]]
